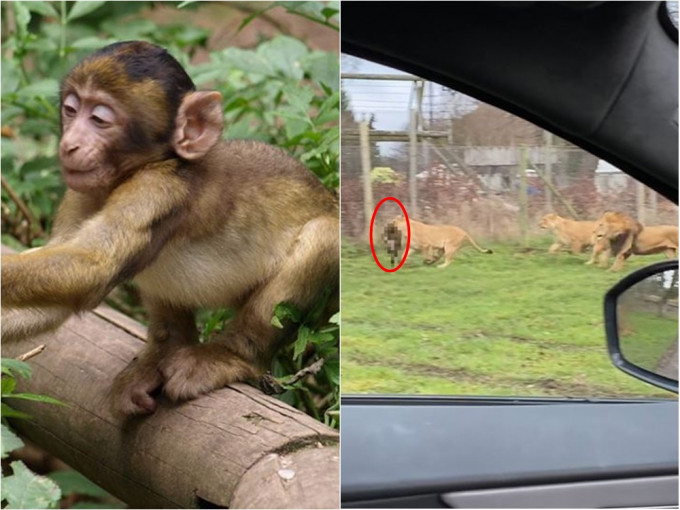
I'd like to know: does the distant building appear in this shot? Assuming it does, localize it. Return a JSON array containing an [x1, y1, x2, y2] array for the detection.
[[595, 160, 628, 193]]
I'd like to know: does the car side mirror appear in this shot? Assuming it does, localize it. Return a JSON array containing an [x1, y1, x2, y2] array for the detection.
[[604, 260, 678, 394]]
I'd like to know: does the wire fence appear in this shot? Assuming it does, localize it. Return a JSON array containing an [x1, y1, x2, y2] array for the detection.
[[341, 140, 678, 243]]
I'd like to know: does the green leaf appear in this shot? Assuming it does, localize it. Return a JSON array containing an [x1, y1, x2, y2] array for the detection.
[[66, 1, 106, 22], [48, 470, 109, 499], [272, 302, 302, 326], [1, 403, 33, 421], [1, 359, 32, 379], [25, 1, 59, 18], [322, 4, 340, 21], [1, 461, 61, 508], [237, 4, 274, 32], [329, 312, 340, 324], [293, 326, 312, 360], [257, 36, 308, 80], [1, 424, 24, 459], [2, 377, 17, 396], [16, 79, 59, 100], [323, 358, 340, 385], [307, 330, 335, 346], [13, 2, 31, 35], [1, 59, 22, 94], [5, 393, 65, 406], [303, 52, 339, 92], [222, 47, 276, 77]]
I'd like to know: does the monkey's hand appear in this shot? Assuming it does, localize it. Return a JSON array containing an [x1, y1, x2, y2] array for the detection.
[[159, 343, 258, 402]]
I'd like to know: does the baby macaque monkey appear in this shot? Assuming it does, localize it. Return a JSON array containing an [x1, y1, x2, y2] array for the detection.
[[383, 222, 404, 267], [1, 41, 339, 416]]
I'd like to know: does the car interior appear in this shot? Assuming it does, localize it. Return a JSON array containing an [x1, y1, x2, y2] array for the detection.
[[340, 2, 679, 508]]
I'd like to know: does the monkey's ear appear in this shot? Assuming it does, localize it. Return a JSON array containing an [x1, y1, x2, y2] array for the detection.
[[173, 91, 224, 160]]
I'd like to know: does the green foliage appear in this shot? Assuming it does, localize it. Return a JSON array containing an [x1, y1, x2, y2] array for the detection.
[[271, 293, 339, 428], [1, 0, 338, 245], [1, 359, 62, 509], [236, 1, 339, 32], [1, 460, 61, 509]]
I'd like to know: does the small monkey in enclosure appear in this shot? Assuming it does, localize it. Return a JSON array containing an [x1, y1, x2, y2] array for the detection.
[[1, 41, 339, 416]]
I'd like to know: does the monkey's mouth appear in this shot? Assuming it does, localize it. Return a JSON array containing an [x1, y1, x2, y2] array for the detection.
[[63, 166, 94, 174]]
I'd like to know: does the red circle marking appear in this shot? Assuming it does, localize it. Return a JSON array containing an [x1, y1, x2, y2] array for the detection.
[[369, 197, 411, 273]]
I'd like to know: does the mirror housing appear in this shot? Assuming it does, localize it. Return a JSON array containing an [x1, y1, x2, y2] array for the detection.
[[604, 260, 678, 394]]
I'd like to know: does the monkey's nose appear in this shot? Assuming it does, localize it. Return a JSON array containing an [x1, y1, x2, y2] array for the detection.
[[60, 141, 79, 156]]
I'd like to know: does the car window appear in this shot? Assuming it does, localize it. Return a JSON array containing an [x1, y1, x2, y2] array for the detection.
[[341, 54, 678, 399]]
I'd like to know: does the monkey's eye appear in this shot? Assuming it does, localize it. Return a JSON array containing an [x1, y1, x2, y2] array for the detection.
[[90, 105, 115, 128], [90, 115, 109, 128], [62, 94, 79, 117]]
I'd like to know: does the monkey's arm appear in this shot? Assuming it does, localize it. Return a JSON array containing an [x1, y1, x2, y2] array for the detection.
[[1, 162, 189, 335]]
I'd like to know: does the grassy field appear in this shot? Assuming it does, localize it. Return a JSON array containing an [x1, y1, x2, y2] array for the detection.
[[341, 236, 676, 399]]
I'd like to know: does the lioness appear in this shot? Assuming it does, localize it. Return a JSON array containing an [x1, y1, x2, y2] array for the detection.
[[591, 218, 678, 270], [388, 215, 492, 268], [538, 213, 597, 254]]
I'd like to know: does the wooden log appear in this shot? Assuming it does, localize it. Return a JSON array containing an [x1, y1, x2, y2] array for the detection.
[[3, 303, 339, 509]]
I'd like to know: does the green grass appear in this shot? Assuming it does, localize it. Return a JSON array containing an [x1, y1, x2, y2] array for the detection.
[[621, 311, 677, 373], [341, 236, 676, 399]]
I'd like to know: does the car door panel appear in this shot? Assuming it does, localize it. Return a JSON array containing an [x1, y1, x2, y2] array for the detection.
[[341, 397, 678, 507]]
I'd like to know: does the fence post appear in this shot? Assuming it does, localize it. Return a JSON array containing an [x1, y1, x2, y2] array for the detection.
[[409, 108, 418, 218], [519, 145, 529, 247], [636, 180, 646, 224], [360, 120, 373, 239], [543, 130, 553, 212]]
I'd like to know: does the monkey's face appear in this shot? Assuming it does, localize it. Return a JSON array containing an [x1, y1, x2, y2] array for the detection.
[[59, 89, 126, 193]]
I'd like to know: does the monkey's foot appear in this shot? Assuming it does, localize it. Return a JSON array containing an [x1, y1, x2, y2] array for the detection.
[[110, 358, 164, 416], [159, 344, 257, 402]]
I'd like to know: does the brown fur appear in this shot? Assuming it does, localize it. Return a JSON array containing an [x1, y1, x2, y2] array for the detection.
[[390, 215, 492, 269], [538, 213, 598, 255], [591, 211, 644, 271], [589, 224, 678, 268], [1, 42, 339, 416]]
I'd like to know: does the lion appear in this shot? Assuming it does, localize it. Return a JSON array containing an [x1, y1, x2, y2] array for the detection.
[[538, 213, 598, 255], [387, 215, 492, 268], [590, 215, 678, 270]]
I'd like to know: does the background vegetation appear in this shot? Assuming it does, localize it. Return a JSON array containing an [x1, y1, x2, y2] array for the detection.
[[1, 1, 339, 508]]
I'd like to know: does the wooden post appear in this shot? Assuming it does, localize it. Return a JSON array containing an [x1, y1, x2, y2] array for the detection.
[[360, 120, 373, 239], [519, 146, 529, 247], [543, 130, 553, 212], [409, 108, 418, 217], [636, 180, 646, 224], [648, 188, 658, 224], [417, 81, 429, 174]]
